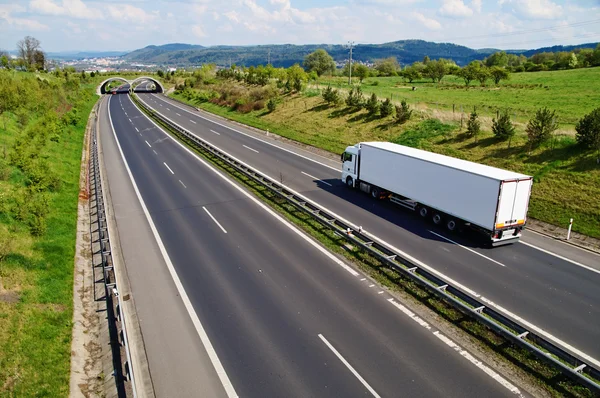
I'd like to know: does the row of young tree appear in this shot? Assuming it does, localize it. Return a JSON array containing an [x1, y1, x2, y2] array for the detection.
[[483, 45, 600, 72]]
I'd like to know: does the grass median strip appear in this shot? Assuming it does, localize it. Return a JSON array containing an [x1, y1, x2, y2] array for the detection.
[[131, 94, 595, 398]]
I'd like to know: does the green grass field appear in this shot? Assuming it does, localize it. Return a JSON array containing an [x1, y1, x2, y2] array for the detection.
[[0, 71, 99, 396], [318, 67, 600, 128], [171, 78, 600, 238]]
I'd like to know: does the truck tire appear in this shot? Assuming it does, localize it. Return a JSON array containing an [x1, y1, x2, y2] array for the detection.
[[418, 206, 429, 218], [346, 177, 354, 188], [432, 213, 443, 225], [446, 219, 457, 232], [371, 187, 379, 199]]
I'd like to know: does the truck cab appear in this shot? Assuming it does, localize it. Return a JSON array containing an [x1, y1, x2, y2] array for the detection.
[[341, 145, 359, 187]]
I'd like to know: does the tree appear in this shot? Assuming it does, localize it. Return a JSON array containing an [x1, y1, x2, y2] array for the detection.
[[457, 62, 480, 86], [157, 69, 164, 78], [575, 107, 600, 151], [366, 93, 379, 116], [395, 100, 412, 124], [303, 49, 335, 77], [492, 111, 516, 140], [476, 66, 490, 86], [81, 71, 86, 80], [375, 57, 400, 76], [423, 59, 448, 83], [0, 54, 9, 69], [466, 111, 480, 138], [90, 71, 96, 78], [33, 50, 45, 71], [490, 66, 510, 85], [267, 98, 277, 113], [485, 51, 509, 68], [17, 36, 43, 71], [402, 66, 421, 83], [322, 85, 340, 106], [423, 56, 430, 64], [527, 107, 558, 147], [286, 63, 307, 92], [354, 64, 370, 82], [380, 98, 394, 118]]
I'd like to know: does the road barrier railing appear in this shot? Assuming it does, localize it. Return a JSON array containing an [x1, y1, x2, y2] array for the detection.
[[133, 93, 600, 394], [89, 117, 137, 397]]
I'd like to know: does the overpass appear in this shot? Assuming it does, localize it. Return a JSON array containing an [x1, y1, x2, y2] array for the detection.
[[97, 76, 164, 95]]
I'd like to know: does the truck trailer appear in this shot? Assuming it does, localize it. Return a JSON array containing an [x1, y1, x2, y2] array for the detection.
[[341, 142, 533, 246]]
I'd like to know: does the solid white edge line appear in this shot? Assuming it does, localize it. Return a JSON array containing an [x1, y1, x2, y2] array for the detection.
[[145, 140, 151, 148], [210, 129, 221, 135], [301, 171, 332, 187], [149, 93, 339, 171], [134, 94, 600, 368], [242, 144, 259, 153], [163, 162, 175, 174], [131, 95, 359, 278], [107, 96, 239, 398], [524, 228, 600, 257], [520, 240, 600, 275], [428, 230, 506, 267], [202, 207, 228, 234], [317, 334, 381, 398]]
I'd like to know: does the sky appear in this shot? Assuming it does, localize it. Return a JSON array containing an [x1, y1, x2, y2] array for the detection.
[[0, 0, 599, 53]]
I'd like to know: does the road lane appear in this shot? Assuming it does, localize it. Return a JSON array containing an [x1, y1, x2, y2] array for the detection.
[[109, 94, 521, 397], [137, 92, 600, 363]]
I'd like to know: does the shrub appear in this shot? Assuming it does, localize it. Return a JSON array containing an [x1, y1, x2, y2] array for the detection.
[[380, 98, 394, 118], [365, 93, 379, 116], [252, 100, 265, 111], [527, 107, 558, 147], [466, 111, 480, 138], [575, 107, 600, 150], [345, 86, 364, 108], [492, 111, 516, 140], [394, 100, 412, 124], [322, 85, 340, 106], [267, 98, 277, 112]]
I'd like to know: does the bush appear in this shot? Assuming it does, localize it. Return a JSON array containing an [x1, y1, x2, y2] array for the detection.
[[575, 107, 600, 150], [527, 107, 558, 147], [267, 98, 277, 112], [466, 111, 480, 138], [322, 85, 340, 106], [345, 86, 364, 108], [252, 100, 265, 111], [394, 100, 412, 124], [492, 111, 516, 140], [365, 93, 379, 116], [380, 98, 394, 118]]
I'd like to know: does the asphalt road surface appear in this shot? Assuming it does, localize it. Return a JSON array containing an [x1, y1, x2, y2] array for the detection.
[[104, 93, 523, 397], [135, 92, 600, 367]]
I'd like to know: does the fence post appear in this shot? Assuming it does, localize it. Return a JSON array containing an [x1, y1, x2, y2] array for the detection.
[[567, 218, 573, 240]]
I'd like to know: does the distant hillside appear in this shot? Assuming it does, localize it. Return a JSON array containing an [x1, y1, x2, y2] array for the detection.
[[514, 42, 599, 58], [47, 51, 128, 60], [122, 40, 599, 68]]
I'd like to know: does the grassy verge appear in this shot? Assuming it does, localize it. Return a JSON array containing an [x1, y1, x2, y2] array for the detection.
[[0, 73, 99, 396], [134, 93, 594, 397], [170, 90, 600, 238]]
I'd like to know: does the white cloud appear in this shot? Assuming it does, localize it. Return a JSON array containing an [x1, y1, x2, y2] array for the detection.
[[192, 24, 206, 38], [471, 0, 482, 13], [223, 10, 241, 23], [499, 0, 563, 19], [0, 4, 49, 30], [411, 12, 442, 29], [29, 0, 98, 20], [107, 4, 157, 24], [439, 0, 474, 17]]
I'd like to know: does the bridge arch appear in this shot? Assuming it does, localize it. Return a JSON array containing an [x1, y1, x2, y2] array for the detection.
[[96, 76, 164, 95]]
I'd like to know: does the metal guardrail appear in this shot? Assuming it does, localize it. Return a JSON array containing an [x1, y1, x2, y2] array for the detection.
[[133, 93, 600, 394], [89, 115, 137, 398]]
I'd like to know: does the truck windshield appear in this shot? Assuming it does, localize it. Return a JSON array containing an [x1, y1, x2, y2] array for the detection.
[[342, 152, 353, 162]]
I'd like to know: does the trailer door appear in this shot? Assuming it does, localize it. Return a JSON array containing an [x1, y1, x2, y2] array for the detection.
[[496, 179, 531, 229]]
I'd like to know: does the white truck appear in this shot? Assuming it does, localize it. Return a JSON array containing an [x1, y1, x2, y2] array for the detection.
[[341, 142, 533, 246]]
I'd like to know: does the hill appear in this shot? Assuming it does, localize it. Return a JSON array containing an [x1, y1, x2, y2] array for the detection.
[[122, 40, 599, 68]]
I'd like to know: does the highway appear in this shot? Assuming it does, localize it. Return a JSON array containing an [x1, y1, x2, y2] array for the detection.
[[104, 93, 523, 397], [135, 92, 600, 365]]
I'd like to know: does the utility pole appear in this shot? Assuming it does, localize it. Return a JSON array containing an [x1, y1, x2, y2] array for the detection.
[[347, 41, 354, 85]]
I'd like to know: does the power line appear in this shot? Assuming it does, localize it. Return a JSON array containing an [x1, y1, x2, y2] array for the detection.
[[441, 18, 600, 42]]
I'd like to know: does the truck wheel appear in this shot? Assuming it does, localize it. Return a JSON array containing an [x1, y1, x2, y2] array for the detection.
[[446, 219, 457, 232], [432, 213, 443, 225], [418, 206, 428, 218], [371, 187, 379, 199], [346, 177, 354, 188]]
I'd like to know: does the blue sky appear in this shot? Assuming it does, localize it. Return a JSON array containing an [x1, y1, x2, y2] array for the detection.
[[1, 0, 599, 52]]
